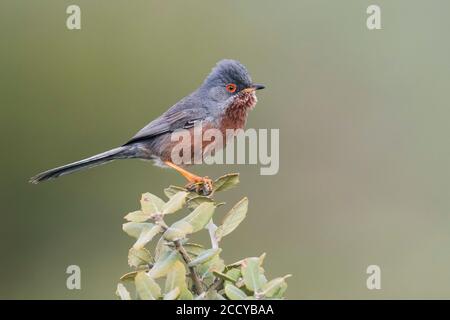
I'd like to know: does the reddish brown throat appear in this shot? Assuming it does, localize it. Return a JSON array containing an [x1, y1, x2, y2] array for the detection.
[[221, 90, 257, 131]]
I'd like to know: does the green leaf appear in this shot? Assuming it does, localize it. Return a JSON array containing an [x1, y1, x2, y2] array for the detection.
[[259, 252, 266, 266], [261, 275, 292, 298], [241, 257, 262, 292], [122, 222, 154, 239], [164, 185, 187, 199], [259, 273, 268, 287], [225, 284, 248, 300], [120, 269, 149, 282], [179, 288, 194, 300], [225, 259, 245, 271], [165, 261, 193, 300], [188, 248, 221, 267], [164, 261, 185, 292], [124, 210, 151, 223], [180, 243, 205, 256], [168, 242, 205, 256], [116, 283, 131, 300], [183, 202, 216, 232], [225, 268, 242, 283], [216, 197, 248, 240], [187, 196, 214, 209], [206, 290, 226, 300], [133, 224, 162, 249], [272, 281, 288, 298], [224, 269, 243, 289], [212, 271, 236, 283], [197, 256, 225, 284], [148, 250, 178, 279], [213, 173, 239, 192], [163, 287, 180, 300], [187, 197, 225, 210], [128, 247, 152, 267], [162, 191, 188, 215], [163, 220, 194, 241], [120, 271, 138, 282], [140, 192, 165, 215], [135, 271, 161, 300], [154, 236, 169, 262]]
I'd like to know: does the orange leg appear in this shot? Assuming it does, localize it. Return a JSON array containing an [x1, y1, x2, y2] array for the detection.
[[164, 161, 213, 195]]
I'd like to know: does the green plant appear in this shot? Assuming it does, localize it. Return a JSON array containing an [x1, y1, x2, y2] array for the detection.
[[116, 173, 291, 300]]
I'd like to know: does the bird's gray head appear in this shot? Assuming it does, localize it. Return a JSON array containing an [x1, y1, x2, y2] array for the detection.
[[200, 59, 265, 104]]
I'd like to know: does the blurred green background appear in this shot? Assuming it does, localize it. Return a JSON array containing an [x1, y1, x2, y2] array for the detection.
[[1, 0, 450, 299]]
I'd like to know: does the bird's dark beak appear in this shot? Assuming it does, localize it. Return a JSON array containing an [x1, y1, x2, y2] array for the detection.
[[252, 83, 265, 90], [243, 83, 265, 93]]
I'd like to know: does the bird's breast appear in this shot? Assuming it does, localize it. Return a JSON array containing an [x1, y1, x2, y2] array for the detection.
[[153, 91, 257, 165], [219, 91, 257, 131]]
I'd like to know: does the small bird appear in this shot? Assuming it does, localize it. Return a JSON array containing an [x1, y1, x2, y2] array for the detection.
[[30, 59, 265, 194]]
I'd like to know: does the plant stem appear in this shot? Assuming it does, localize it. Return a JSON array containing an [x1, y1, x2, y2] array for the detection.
[[206, 220, 219, 249], [174, 240, 204, 295], [152, 214, 204, 295], [208, 277, 224, 292]]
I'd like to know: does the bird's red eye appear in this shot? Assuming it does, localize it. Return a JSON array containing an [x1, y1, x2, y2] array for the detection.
[[226, 83, 237, 93]]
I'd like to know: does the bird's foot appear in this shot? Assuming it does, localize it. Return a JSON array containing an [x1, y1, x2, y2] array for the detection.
[[186, 176, 213, 196], [163, 161, 213, 196]]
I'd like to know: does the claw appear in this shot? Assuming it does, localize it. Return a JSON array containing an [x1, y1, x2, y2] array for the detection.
[[164, 161, 214, 196], [186, 176, 213, 196]]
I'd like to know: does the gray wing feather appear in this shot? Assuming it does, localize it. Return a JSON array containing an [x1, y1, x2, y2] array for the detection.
[[124, 95, 209, 145]]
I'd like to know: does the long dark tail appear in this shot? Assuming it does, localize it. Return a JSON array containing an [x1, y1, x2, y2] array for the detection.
[[29, 146, 131, 184]]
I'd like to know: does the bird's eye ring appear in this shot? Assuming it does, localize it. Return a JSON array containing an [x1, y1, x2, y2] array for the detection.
[[226, 83, 237, 93]]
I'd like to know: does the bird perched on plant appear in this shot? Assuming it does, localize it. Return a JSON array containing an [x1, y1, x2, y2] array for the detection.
[[30, 59, 265, 194]]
